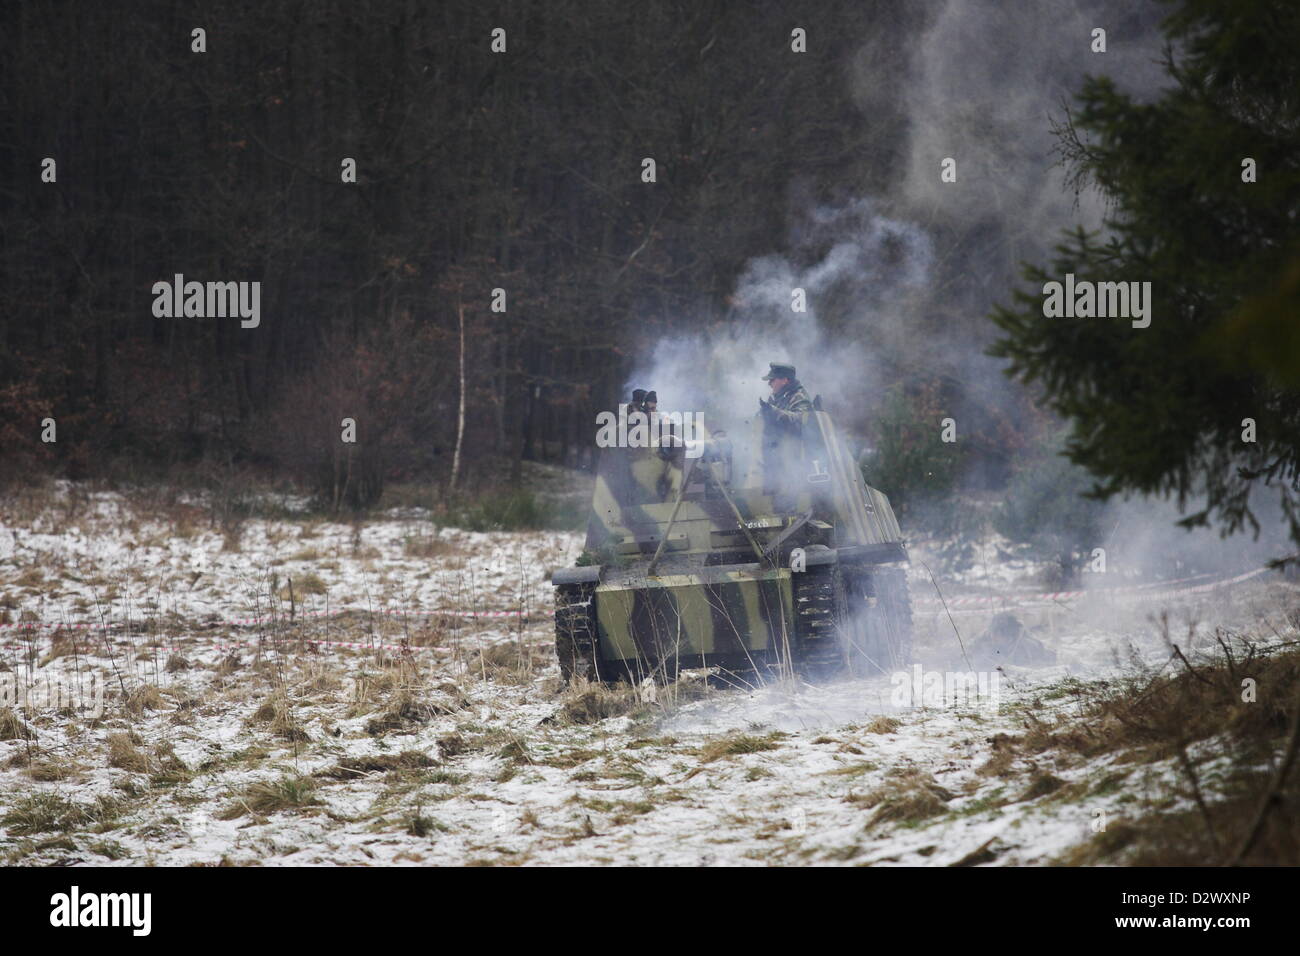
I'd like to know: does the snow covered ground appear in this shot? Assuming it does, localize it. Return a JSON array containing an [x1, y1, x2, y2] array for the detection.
[[0, 484, 572, 625], [0, 485, 1294, 866]]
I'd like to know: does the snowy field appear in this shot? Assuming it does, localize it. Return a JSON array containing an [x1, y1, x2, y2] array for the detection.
[[1, 484, 1295, 866]]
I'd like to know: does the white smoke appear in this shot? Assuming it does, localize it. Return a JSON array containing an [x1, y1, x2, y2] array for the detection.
[[631, 0, 1169, 437], [629, 197, 933, 446], [626, 0, 1287, 582]]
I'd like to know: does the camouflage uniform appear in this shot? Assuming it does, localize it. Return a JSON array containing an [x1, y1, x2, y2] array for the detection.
[[766, 379, 812, 427], [758, 364, 812, 498], [761, 361, 812, 430]]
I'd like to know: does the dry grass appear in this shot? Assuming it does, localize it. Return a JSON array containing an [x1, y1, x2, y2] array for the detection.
[[88, 840, 130, 860], [124, 684, 166, 716], [148, 743, 192, 787], [698, 732, 786, 763], [1026, 624, 1299, 765], [405, 808, 448, 837], [823, 760, 881, 777], [218, 776, 321, 819], [38, 630, 88, 665], [403, 533, 459, 558], [1075, 769, 1299, 865], [863, 716, 901, 735], [363, 681, 469, 735], [1019, 771, 1067, 801], [977, 736, 1018, 778], [318, 750, 437, 781], [296, 664, 341, 696], [13, 567, 44, 588], [26, 756, 78, 782], [348, 666, 415, 712], [4, 749, 30, 769], [8, 486, 1291, 867], [279, 572, 328, 599], [469, 642, 540, 685], [436, 732, 469, 759], [649, 673, 715, 708], [552, 672, 712, 725], [496, 735, 533, 766], [405, 621, 450, 648], [107, 732, 152, 773], [1025, 635, 1300, 865], [557, 680, 641, 725], [248, 693, 312, 742], [1, 793, 122, 834], [851, 768, 954, 828], [0, 707, 36, 740]]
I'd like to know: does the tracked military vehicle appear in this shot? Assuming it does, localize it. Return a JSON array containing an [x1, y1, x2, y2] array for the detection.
[[552, 399, 912, 684]]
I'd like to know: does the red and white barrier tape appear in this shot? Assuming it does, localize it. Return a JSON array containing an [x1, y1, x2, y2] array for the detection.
[[911, 566, 1271, 611], [0, 605, 532, 655], [0, 566, 1276, 653], [0, 605, 528, 634]]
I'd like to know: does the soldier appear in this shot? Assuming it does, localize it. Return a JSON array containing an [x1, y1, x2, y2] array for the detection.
[[757, 363, 812, 499], [630, 388, 648, 415], [758, 362, 812, 429]]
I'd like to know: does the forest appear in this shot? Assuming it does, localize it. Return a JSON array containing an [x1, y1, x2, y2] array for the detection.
[[2, 0, 1297, 566]]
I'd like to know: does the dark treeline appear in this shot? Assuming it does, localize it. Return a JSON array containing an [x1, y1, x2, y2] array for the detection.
[[0, 0, 923, 505]]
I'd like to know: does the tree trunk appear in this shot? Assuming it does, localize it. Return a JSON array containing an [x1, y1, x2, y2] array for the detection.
[[449, 301, 467, 492]]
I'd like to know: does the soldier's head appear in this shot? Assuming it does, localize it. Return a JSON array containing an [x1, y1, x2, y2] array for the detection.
[[630, 388, 647, 412], [643, 390, 657, 413], [762, 363, 796, 393]]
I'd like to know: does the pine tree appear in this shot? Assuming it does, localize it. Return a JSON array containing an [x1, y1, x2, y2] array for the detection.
[[991, 0, 1300, 553]]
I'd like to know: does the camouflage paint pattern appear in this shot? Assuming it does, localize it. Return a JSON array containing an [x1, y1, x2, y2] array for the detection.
[[563, 405, 907, 665]]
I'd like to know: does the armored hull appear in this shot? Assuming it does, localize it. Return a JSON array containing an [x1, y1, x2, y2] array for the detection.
[[553, 405, 912, 683]]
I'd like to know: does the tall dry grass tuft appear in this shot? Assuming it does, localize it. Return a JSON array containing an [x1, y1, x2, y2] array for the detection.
[[0, 707, 36, 740], [556, 679, 641, 725], [1, 793, 122, 835], [124, 684, 166, 716], [218, 776, 321, 819], [1023, 626, 1300, 865], [850, 768, 954, 828], [106, 732, 152, 773], [249, 692, 312, 742], [468, 641, 540, 686]]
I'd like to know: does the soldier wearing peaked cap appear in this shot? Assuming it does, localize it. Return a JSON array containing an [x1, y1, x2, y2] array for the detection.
[[758, 362, 812, 427]]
